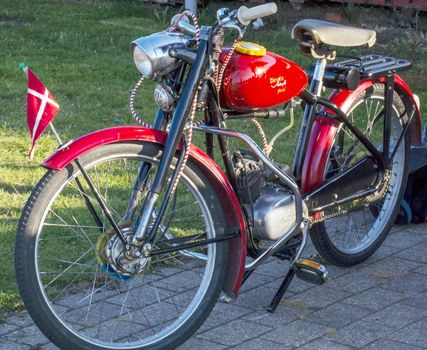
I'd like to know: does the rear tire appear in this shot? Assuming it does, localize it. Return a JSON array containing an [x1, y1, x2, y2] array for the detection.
[[16, 141, 229, 350], [309, 84, 409, 266]]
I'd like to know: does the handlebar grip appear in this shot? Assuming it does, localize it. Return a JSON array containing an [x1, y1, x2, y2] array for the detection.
[[237, 3, 278, 26]]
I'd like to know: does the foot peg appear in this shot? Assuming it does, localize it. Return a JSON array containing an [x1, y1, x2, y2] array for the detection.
[[293, 258, 328, 285], [267, 258, 328, 313]]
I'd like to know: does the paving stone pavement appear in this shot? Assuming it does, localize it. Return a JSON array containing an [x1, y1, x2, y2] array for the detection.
[[1, 224, 426, 349]]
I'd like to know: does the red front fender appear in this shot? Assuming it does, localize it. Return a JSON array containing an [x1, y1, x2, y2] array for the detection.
[[301, 76, 422, 195], [43, 126, 247, 297]]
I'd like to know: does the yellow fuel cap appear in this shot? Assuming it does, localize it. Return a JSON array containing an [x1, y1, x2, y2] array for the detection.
[[235, 42, 266, 56]]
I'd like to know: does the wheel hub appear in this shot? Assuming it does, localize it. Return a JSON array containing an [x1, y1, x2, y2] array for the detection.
[[104, 228, 149, 276]]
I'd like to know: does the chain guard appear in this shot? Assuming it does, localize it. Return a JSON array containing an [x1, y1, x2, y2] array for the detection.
[[312, 169, 391, 224]]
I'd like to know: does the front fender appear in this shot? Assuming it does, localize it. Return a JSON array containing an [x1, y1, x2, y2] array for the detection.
[[301, 76, 422, 195], [43, 126, 247, 297]]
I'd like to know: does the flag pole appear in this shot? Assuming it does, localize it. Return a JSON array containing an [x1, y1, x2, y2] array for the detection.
[[20, 63, 28, 77], [48, 123, 63, 146]]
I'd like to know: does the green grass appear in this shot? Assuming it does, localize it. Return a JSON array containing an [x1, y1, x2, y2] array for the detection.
[[1, 0, 427, 317], [0, 0, 166, 317]]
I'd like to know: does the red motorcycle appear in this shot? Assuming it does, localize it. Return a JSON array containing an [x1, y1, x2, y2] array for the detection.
[[15, 3, 425, 349]]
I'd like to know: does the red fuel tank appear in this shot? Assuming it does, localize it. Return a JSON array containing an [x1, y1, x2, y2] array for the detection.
[[220, 44, 308, 112]]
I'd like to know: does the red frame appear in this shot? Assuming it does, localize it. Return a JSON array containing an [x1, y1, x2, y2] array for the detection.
[[43, 126, 247, 297]]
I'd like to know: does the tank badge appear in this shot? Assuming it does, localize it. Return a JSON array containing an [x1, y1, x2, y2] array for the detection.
[[270, 76, 287, 94]]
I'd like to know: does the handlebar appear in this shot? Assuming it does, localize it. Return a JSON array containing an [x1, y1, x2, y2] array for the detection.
[[170, 14, 197, 36], [170, 2, 277, 37], [237, 3, 278, 26], [175, 19, 197, 36]]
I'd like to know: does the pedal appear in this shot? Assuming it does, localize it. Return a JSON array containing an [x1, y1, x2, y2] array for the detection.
[[293, 258, 328, 285]]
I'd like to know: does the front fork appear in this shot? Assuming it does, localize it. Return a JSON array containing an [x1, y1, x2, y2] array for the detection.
[[128, 36, 209, 250], [121, 108, 167, 224]]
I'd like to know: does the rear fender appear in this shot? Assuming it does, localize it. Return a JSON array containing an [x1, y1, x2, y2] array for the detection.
[[301, 76, 422, 196], [43, 126, 247, 297]]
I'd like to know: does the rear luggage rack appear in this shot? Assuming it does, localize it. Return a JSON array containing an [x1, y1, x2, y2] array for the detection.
[[307, 54, 411, 91], [333, 54, 411, 79]]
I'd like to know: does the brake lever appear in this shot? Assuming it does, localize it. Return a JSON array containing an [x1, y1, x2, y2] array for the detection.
[[222, 22, 245, 38], [217, 10, 245, 37]]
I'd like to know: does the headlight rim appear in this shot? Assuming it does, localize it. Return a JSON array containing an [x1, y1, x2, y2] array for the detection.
[[132, 44, 154, 79]]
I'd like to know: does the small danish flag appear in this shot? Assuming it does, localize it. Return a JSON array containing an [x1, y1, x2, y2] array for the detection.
[[24, 67, 60, 159]]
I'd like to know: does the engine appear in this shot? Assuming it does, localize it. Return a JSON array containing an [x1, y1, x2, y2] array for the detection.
[[233, 151, 297, 241]]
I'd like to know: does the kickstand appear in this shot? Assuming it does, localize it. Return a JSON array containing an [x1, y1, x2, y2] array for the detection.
[[241, 269, 254, 287], [267, 268, 296, 313]]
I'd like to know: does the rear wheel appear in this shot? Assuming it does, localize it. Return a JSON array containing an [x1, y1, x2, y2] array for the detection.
[[16, 141, 229, 350], [309, 84, 409, 266]]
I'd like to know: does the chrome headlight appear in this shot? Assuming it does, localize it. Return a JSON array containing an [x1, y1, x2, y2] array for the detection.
[[133, 45, 153, 78], [131, 32, 189, 79]]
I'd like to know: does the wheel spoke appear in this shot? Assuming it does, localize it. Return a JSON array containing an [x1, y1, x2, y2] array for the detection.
[[86, 263, 99, 321], [47, 208, 94, 247], [43, 247, 94, 288]]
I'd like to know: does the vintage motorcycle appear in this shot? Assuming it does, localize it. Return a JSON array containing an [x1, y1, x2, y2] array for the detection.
[[15, 2, 426, 349]]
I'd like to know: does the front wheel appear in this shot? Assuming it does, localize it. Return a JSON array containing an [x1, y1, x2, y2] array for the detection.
[[309, 84, 409, 266], [15, 141, 229, 350]]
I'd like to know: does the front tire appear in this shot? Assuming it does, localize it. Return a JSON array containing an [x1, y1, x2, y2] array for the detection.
[[309, 84, 409, 266], [16, 141, 229, 349]]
